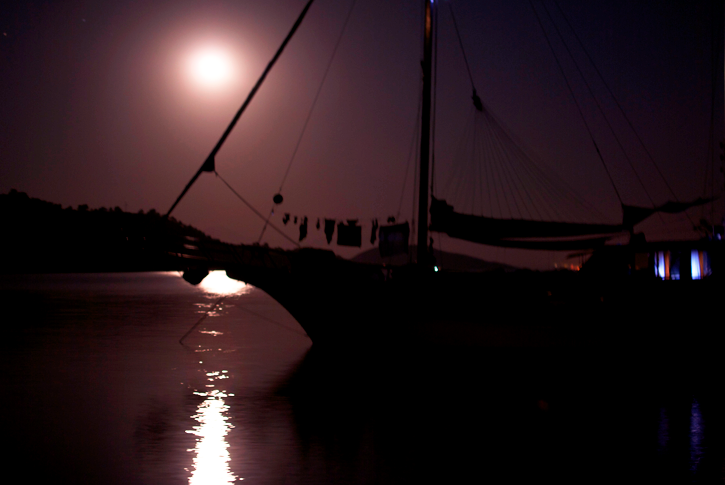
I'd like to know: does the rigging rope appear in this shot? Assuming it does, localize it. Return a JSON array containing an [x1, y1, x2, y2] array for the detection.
[[215, 171, 301, 248], [488, 118, 520, 217], [480, 114, 495, 215], [485, 106, 610, 221], [551, 0, 681, 203], [538, 1, 658, 209], [165, 0, 317, 219], [475, 116, 485, 215], [448, 3, 476, 93], [412, 120, 420, 256], [442, 2, 609, 224], [443, 102, 613, 223], [397, 85, 423, 220], [234, 305, 308, 337], [528, 0, 624, 205], [703, 0, 721, 227], [179, 296, 226, 346], [258, 0, 358, 243], [495, 125, 545, 220], [442, 110, 474, 203], [431, 0, 439, 195]]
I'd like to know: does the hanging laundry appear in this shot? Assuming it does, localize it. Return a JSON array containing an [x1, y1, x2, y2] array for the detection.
[[316, 218, 321, 230], [282, 213, 290, 225], [337, 220, 362, 247], [324, 219, 335, 244], [299, 217, 308, 242], [370, 218, 379, 245], [379, 222, 410, 257]]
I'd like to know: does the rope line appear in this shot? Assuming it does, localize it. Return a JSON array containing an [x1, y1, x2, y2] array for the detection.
[[398, 83, 424, 219], [552, 0, 681, 202], [484, 101, 609, 220], [528, 0, 623, 205], [479, 113, 495, 216], [496, 122, 530, 218], [165, 0, 317, 219], [219, 166, 413, 243], [442, 99, 613, 224], [215, 171, 301, 247], [258, 0, 358, 243], [539, 1, 657, 209], [499, 122, 544, 220], [179, 296, 226, 345], [278, 0, 357, 193], [702, 0, 721, 227], [476, 115, 485, 215], [234, 305, 309, 337], [448, 3, 476, 92], [431, 0, 439, 195]]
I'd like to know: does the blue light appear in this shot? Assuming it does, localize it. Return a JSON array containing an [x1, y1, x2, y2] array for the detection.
[[655, 252, 665, 279], [691, 250, 701, 280]]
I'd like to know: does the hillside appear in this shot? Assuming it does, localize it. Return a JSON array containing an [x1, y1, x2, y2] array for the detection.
[[1, 190, 518, 274], [0, 190, 214, 273]]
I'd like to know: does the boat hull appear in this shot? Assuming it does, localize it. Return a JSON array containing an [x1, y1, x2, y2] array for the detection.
[[225, 252, 724, 349], [162, 237, 724, 349]]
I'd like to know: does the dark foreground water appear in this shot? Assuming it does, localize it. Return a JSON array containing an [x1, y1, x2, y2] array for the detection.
[[1, 272, 723, 484]]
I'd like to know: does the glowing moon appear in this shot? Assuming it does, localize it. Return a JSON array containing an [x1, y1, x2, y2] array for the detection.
[[186, 47, 235, 90]]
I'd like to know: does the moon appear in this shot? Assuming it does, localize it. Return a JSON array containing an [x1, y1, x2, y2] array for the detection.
[[186, 46, 236, 90]]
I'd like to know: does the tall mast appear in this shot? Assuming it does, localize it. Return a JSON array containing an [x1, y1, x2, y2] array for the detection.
[[417, 0, 433, 265]]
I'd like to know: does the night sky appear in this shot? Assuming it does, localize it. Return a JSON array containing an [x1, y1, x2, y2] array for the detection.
[[2, 0, 722, 268]]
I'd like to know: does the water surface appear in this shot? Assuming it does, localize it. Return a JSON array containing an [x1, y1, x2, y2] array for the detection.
[[1, 272, 723, 484]]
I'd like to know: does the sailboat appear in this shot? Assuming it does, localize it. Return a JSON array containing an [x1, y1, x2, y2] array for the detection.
[[159, 0, 723, 347]]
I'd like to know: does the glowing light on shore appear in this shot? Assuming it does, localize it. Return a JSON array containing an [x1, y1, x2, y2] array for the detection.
[[199, 271, 248, 295]]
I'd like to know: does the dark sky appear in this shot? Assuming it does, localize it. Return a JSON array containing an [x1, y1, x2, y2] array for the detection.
[[2, 0, 722, 268]]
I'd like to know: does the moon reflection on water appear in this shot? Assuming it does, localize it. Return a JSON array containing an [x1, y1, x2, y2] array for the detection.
[[186, 371, 239, 484]]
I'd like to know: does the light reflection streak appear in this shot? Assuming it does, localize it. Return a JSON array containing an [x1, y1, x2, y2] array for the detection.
[[200, 330, 224, 336], [690, 399, 703, 472], [657, 407, 669, 453], [186, 371, 240, 484]]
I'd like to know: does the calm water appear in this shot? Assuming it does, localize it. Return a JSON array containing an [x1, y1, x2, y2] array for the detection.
[[1, 272, 723, 484]]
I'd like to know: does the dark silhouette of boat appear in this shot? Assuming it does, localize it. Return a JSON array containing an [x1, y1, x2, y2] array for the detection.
[[162, 0, 724, 348]]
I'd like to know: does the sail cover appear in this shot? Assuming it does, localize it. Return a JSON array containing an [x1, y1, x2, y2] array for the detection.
[[430, 197, 623, 240], [622, 198, 715, 228], [430, 197, 715, 250]]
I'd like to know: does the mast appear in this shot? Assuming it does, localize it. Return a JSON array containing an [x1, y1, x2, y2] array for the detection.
[[417, 0, 434, 265]]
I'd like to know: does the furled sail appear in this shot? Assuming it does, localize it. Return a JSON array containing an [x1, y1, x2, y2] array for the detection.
[[622, 198, 715, 228], [430, 197, 715, 251], [430, 197, 623, 244]]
